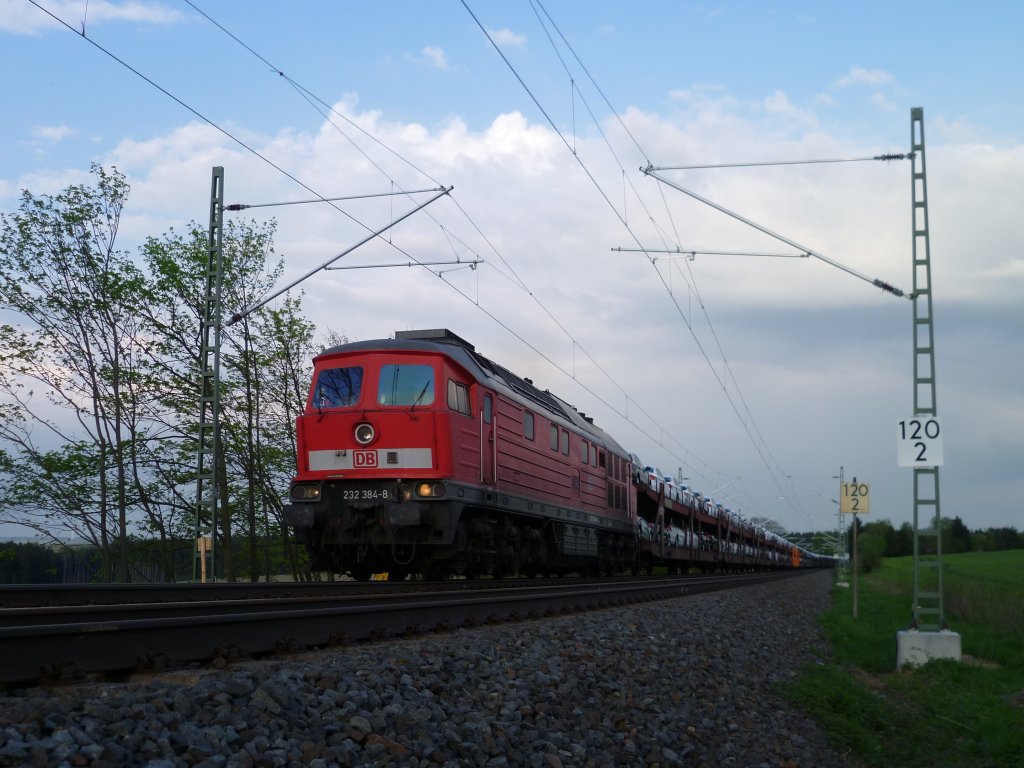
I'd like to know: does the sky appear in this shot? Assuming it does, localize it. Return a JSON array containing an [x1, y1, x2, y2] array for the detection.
[[1, 0, 1022, 538]]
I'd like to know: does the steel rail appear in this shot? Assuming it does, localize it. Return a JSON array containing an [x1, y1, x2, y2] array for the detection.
[[0, 571, 811, 687]]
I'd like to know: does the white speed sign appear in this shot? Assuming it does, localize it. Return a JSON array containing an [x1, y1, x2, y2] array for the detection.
[[897, 416, 944, 468]]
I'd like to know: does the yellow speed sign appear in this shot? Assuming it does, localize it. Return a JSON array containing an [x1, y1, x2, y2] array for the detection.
[[840, 481, 870, 515]]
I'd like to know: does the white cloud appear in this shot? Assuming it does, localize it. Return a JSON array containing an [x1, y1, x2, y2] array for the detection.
[[762, 90, 817, 126], [421, 45, 448, 70], [486, 27, 526, 48], [0, 0, 182, 35], [835, 66, 893, 89], [33, 125, 77, 142], [982, 259, 1024, 280], [932, 115, 999, 144], [668, 83, 727, 102], [869, 92, 898, 112]]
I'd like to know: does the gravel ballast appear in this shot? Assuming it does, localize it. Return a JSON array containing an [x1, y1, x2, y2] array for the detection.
[[1, 571, 850, 767]]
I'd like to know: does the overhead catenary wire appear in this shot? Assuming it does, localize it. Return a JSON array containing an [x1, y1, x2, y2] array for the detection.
[[470, 0, 820, 529], [182, 1, 665, 429], [27, 1, 483, 347], [85, 0, 717, 489], [25, 0, 722, 503], [187, 0, 725, 487], [181, 0, 533, 297], [528, 0, 907, 527], [612, 247, 811, 259], [24, 0, 434, 248], [38, 0, 809, 523]]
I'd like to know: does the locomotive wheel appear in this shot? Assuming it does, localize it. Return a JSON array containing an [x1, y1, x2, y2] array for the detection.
[[349, 563, 373, 582], [421, 561, 450, 581]]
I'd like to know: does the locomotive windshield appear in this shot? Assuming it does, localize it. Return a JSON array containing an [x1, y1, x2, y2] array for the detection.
[[311, 366, 364, 408], [378, 364, 435, 406]]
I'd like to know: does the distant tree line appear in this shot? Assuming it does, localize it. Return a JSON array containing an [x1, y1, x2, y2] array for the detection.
[[792, 517, 1023, 574], [0, 165, 341, 583], [0, 538, 301, 584]]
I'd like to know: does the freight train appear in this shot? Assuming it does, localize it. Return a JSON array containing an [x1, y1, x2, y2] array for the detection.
[[283, 329, 831, 579]]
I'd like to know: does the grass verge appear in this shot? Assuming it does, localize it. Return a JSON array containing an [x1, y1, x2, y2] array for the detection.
[[780, 551, 1024, 767]]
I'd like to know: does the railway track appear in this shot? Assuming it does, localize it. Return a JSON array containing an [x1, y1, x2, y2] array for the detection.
[[0, 571, 811, 688]]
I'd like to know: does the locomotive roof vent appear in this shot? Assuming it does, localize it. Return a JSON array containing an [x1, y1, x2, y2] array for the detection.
[[395, 328, 474, 350]]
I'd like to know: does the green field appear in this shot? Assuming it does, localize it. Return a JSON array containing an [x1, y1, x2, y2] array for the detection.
[[782, 550, 1024, 768]]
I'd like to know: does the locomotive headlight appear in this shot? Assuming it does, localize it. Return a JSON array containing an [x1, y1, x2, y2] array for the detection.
[[290, 483, 322, 501], [353, 422, 375, 445], [416, 482, 446, 498]]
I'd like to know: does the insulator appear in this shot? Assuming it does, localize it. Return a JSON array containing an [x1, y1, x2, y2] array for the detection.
[[224, 204, 249, 211], [874, 153, 907, 162], [872, 279, 904, 298]]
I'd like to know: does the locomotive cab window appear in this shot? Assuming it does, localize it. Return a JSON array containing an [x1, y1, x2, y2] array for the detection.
[[378, 364, 434, 406], [447, 380, 470, 415], [312, 366, 364, 408], [524, 411, 535, 440]]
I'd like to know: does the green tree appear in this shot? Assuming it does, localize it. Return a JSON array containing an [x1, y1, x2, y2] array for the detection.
[[858, 528, 887, 573], [2, 167, 316, 582], [895, 521, 914, 557], [0, 165, 146, 580], [943, 516, 972, 554], [141, 218, 314, 581]]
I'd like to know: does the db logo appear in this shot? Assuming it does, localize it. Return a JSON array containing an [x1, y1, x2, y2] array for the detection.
[[353, 450, 378, 468]]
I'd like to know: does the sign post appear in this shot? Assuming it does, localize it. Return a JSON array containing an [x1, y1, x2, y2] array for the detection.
[[839, 479, 869, 618], [196, 536, 213, 584]]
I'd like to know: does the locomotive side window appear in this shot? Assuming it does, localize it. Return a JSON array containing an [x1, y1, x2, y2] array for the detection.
[[483, 393, 493, 424], [560, 429, 569, 456], [581, 440, 589, 465], [590, 443, 597, 466], [378, 364, 434, 406], [312, 366, 364, 408], [598, 450, 606, 469], [524, 411, 535, 440], [550, 425, 558, 451], [447, 380, 470, 415]]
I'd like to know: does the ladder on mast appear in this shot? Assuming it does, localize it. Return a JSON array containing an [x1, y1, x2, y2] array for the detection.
[[909, 109, 944, 631]]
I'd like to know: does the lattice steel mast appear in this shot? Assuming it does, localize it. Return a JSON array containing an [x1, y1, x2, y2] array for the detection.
[[909, 108, 944, 630], [193, 167, 225, 582]]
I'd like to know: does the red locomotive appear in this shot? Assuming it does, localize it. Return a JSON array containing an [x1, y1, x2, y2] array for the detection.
[[283, 329, 826, 579]]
